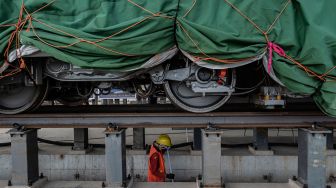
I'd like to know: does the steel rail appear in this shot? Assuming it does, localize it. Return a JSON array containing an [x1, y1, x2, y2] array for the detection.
[[0, 111, 335, 129]]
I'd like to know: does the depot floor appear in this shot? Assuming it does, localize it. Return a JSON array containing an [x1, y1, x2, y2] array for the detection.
[[0, 128, 331, 188]]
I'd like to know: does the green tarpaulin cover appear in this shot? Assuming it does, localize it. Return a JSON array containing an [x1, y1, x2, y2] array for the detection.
[[0, 0, 336, 117]]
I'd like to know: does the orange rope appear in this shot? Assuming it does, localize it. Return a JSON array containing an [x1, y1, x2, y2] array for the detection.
[[1, 0, 58, 79], [1, 0, 176, 80], [127, 0, 174, 20], [1, 0, 335, 83], [31, 0, 58, 15], [177, 21, 265, 64], [183, 0, 197, 18], [0, 24, 16, 28], [221, 0, 336, 82]]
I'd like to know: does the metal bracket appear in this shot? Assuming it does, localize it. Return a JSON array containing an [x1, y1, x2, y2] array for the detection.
[[206, 122, 217, 131], [149, 64, 197, 84], [25, 63, 43, 86], [191, 81, 234, 94], [12, 123, 25, 131], [106, 123, 119, 132]]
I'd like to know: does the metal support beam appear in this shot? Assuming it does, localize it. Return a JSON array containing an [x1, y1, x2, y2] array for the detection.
[[73, 128, 89, 151], [202, 129, 223, 187], [298, 128, 330, 188], [253, 128, 269, 150], [327, 128, 334, 150], [105, 129, 127, 187], [133, 128, 145, 150], [9, 128, 39, 186], [1, 112, 336, 129], [193, 128, 202, 150]]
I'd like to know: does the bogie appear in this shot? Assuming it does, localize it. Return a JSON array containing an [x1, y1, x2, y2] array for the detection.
[[0, 56, 297, 114]]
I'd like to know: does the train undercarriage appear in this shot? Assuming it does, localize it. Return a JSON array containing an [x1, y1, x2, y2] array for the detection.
[[0, 53, 305, 115]]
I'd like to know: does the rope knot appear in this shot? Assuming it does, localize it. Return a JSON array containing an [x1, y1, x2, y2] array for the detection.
[[267, 42, 286, 73]]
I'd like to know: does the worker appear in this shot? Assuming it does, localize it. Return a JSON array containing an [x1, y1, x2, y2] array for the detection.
[[147, 134, 175, 182]]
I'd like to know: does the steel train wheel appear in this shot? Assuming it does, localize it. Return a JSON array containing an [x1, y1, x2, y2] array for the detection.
[[28, 79, 49, 112], [0, 80, 48, 114], [164, 64, 236, 113]]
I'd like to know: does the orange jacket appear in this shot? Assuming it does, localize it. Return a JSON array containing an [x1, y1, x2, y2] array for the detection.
[[147, 145, 166, 182]]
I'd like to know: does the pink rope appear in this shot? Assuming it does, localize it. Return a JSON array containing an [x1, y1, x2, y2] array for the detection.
[[267, 42, 286, 73]]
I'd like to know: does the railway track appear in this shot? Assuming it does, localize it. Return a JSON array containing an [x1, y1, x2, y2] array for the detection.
[[0, 110, 334, 129]]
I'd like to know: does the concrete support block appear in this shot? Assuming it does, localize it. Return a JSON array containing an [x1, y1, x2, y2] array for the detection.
[[249, 128, 274, 155], [202, 129, 223, 187], [133, 128, 145, 150], [9, 128, 39, 186], [297, 128, 330, 188], [326, 128, 336, 155], [71, 128, 90, 154], [193, 128, 202, 151], [105, 129, 128, 187], [326, 128, 334, 149]]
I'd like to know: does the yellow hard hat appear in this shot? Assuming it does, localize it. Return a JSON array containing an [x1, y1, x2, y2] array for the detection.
[[156, 134, 172, 147]]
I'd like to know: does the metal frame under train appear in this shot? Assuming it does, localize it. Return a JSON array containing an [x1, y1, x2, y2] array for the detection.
[[0, 51, 309, 115]]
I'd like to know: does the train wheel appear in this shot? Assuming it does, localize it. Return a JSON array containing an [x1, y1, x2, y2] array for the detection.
[[27, 79, 49, 112], [0, 81, 48, 114], [164, 64, 236, 113]]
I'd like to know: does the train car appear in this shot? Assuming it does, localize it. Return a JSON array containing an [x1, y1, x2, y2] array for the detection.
[[0, 0, 335, 115]]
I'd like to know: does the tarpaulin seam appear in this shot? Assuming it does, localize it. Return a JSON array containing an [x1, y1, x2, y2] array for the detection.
[[174, 0, 182, 49]]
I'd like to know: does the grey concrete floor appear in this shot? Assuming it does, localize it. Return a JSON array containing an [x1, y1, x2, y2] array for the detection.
[[0, 181, 6, 188], [1, 181, 336, 188]]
